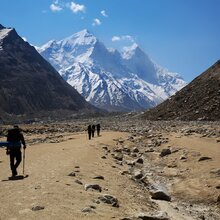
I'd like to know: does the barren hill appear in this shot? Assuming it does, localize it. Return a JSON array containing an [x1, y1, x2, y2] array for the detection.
[[144, 60, 220, 121], [0, 24, 96, 120]]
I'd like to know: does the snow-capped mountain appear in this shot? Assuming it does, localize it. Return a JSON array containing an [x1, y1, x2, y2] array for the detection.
[[38, 29, 187, 111]]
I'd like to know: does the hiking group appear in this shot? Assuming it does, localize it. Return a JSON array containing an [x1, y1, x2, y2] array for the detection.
[[87, 123, 101, 140], [0, 123, 101, 178]]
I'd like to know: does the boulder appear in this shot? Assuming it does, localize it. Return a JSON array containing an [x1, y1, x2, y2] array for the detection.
[[85, 184, 102, 192], [137, 211, 170, 220], [98, 194, 119, 207], [160, 149, 171, 157]]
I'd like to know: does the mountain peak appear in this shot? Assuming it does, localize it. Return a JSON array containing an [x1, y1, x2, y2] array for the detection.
[[0, 24, 6, 30], [122, 43, 143, 59], [0, 26, 13, 44]]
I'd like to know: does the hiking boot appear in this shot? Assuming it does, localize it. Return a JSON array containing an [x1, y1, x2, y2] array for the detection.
[[12, 170, 17, 177]]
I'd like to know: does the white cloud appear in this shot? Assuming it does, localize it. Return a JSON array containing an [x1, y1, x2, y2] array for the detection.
[[101, 10, 108, 17], [69, 1, 85, 13], [92, 18, 101, 26], [112, 36, 121, 42], [50, 3, 63, 12], [112, 35, 135, 43]]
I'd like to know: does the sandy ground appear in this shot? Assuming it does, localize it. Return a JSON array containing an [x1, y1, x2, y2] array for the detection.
[[0, 131, 154, 220], [0, 128, 220, 220]]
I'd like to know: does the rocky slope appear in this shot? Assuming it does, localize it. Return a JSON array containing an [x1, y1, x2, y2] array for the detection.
[[38, 30, 186, 112], [144, 60, 220, 121], [0, 24, 96, 120]]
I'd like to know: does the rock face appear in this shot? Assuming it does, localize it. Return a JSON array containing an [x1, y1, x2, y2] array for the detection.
[[38, 29, 186, 112], [0, 24, 96, 119], [144, 60, 220, 121]]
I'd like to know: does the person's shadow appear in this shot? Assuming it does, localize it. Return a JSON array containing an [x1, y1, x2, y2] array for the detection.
[[2, 175, 29, 181]]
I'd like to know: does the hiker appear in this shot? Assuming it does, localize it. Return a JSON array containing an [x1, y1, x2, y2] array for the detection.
[[91, 125, 96, 138], [6, 125, 26, 177], [87, 125, 92, 140], [97, 124, 101, 136]]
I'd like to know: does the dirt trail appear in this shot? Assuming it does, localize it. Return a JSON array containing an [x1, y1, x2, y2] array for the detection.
[[0, 131, 153, 220]]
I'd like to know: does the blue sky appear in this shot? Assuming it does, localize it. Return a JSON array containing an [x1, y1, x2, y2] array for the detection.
[[0, 0, 220, 82]]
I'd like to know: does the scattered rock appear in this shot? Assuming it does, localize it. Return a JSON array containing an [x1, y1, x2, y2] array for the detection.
[[68, 172, 76, 177], [180, 155, 187, 160], [136, 158, 144, 164], [81, 207, 94, 213], [31, 206, 45, 211], [217, 195, 220, 202], [75, 179, 83, 185], [216, 184, 220, 189], [160, 149, 171, 157], [137, 211, 169, 220], [93, 175, 104, 180], [113, 153, 123, 161], [133, 170, 143, 179], [150, 186, 171, 201], [85, 184, 102, 192], [132, 147, 139, 153], [101, 156, 107, 159], [98, 194, 119, 207], [210, 169, 220, 176], [198, 156, 212, 161]]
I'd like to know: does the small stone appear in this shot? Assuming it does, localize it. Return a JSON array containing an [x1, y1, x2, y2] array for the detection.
[[81, 207, 94, 213], [198, 156, 212, 161], [133, 170, 143, 179], [150, 186, 171, 201], [136, 158, 144, 164], [113, 153, 123, 161], [217, 195, 220, 202], [68, 172, 76, 177], [75, 179, 83, 185], [85, 184, 102, 192], [31, 206, 45, 211], [160, 149, 171, 157], [93, 175, 104, 180], [132, 147, 139, 153], [98, 194, 119, 207], [101, 156, 107, 159], [216, 184, 220, 189], [137, 211, 169, 220], [180, 155, 187, 160]]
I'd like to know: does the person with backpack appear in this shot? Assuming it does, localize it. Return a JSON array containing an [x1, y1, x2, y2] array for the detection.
[[87, 125, 92, 140], [97, 124, 101, 136], [91, 125, 96, 138], [6, 125, 26, 177]]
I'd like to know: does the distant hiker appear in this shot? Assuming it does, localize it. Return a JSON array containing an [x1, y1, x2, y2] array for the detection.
[[97, 124, 101, 136], [87, 125, 92, 140], [91, 125, 96, 138], [6, 125, 26, 177]]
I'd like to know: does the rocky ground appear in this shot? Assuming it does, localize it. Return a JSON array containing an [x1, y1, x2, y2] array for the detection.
[[0, 114, 220, 219]]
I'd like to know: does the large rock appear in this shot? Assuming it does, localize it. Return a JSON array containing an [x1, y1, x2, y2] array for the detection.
[[137, 211, 170, 220], [85, 184, 102, 192], [150, 186, 171, 201], [98, 194, 119, 207], [160, 149, 171, 157]]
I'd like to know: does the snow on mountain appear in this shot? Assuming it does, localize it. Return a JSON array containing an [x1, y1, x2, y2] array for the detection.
[[38, 29, 187, 111], [0, 25, 13, 50]]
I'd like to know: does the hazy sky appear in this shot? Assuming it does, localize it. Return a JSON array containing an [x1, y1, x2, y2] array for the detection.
[[1, 0, 220, 82]]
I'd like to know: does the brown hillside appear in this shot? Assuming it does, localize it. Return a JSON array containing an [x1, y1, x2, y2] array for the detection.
[[144, 60, 220, 120]]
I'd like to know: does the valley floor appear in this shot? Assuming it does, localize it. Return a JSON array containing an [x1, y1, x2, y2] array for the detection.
[[0, 119, 220, 219]]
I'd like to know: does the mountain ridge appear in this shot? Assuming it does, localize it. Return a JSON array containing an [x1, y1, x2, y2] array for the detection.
[[38, 29, 187, 112], [0, 24, 97, 121]]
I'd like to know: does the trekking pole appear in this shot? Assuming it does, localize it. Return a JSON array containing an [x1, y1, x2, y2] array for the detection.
[[23, 148, 25, 175]]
